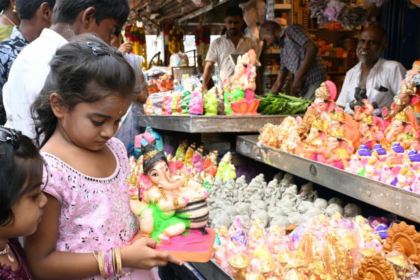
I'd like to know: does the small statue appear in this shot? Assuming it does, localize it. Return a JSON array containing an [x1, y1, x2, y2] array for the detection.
[[162, 95, 173, 116], [295, 120, 328, 160], [204, 87, 219, 116], [128, 144, 208, 244], [171, 91, 181, 115], [215, 152, 237, 183], [202, 150, 219, 180], [181, 86, 194, 115], [381, 111, 418, 150], [189, 87, 204, 115], [308, 81, 337, 121], [175, 140, 188, 162], [225, 50, 261, 115], [192, 146, 204, 174], [317, 127, 354, 170], [184, 143, 197, 167], [383, 82, 420, 130]]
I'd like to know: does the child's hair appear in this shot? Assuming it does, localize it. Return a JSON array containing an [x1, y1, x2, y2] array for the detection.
[[32, 34, 136, 148], [52, 0, 130, 27], [0, 127, 45, 226], [15, 0, 56, 20]]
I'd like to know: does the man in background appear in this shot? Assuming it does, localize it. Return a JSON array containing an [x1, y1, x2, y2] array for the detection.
[[3, 0, 130, 139], [259, 20, 326, 99], [0, 0, 55, 125], [203, 6, 258, 91], [336, 25, 406, 112]]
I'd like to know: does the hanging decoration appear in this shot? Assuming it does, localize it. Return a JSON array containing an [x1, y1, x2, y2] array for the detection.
[[195, 26, 210, 67], [163, 22, 173, 46], [124, 25, 148, 69], [308, 0, 390, 28], [168, 25, 185, 54]]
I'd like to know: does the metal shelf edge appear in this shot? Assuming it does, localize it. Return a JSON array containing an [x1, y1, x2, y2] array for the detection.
[[236, 135, 420, 223]]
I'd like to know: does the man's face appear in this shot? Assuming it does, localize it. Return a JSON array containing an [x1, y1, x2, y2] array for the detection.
[[224, 16, 243, 37], [357, 28, 386, 64], [260, 29, 280, 48]]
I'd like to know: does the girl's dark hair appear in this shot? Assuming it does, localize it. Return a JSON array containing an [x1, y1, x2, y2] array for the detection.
[[31, 34, 136, 148], [0, 130, 45, 226], [0, 0, 10, 12], [142, 144, 168, 175]]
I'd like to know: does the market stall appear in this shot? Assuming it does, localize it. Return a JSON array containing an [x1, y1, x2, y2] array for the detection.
[[121, 0, 420, 279]]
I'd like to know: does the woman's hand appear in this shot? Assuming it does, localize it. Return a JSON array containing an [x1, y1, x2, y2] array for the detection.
[[121, 238, 183, 270]]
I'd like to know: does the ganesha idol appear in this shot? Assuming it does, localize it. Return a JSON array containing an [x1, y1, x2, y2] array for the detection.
[[316, 126, 354, 169], [307, 81, 337, 122], [381, 111, 419, 151], [295, 120, 328, 160], [383, 82, 420, 130], [127, 144, 212, 249], [224, 49, 260, 115]]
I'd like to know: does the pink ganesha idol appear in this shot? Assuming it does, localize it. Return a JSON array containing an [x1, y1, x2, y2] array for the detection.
[[189, 87, 204, 115], [229, 49, 261, 115], [308, 81, 337, 122], [127, 144, 215, 262]]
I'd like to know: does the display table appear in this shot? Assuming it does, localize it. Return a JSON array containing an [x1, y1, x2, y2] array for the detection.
[[236, 135, 420, 224], [139, 115, 293, 133]]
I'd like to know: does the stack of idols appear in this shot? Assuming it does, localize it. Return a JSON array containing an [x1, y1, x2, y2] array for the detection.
[[212, 213, 407, 280], [145, 48, 262, 116], [259, 76, 420, 192]]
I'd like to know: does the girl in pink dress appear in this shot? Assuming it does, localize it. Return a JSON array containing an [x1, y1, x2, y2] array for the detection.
[[25, 36, 182, 280]]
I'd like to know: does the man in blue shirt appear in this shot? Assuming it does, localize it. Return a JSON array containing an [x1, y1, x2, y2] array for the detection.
[[260, 21, 326, 99]]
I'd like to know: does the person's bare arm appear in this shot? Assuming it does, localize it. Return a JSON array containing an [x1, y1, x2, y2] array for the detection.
[[271, 70, 289, 94], [293, 40, 319, 94], [202, 61, 215, 91], [24, 194, 182, 280]]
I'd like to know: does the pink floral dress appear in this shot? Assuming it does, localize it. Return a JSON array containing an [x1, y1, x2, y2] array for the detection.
[[42, 138, 159, 280]]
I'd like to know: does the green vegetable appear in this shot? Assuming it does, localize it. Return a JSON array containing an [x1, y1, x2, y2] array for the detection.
[[256, 93, 312, 115]]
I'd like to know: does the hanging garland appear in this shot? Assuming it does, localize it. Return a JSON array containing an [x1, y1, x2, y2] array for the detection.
[[124, 25, 148, 69], [195, 26, 210, 67], [168, 25, 185, 54], [163, 22, 173, 46]]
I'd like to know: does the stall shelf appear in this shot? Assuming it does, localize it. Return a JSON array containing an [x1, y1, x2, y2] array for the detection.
[[236, 135, 420, 224], [139, 115, 293, 133], [190, 261, 233, 280]]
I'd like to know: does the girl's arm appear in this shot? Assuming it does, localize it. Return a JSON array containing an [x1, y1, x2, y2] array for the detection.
[[24, 194, 182, 280]]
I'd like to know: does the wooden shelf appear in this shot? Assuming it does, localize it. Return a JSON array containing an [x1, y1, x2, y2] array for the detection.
[[275, 3, 292, 9], [308, 28, 359, 32], [263, 49, 281, 54]]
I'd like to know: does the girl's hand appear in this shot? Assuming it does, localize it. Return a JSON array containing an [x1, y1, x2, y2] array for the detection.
[[121, 238, 183, 270]]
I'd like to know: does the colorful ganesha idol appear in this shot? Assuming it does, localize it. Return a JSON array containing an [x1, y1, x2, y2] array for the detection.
[[309, 81, 337, 122], [317, 126, 354, 169], [381, 111, 419, 150], [127, 145, 214, 262], [189, 87, 204, 115], [295, 120, 328, 160], [224, 49, 260, 115]]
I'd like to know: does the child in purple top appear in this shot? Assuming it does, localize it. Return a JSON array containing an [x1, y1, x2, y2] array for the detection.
[[0, 127, 48, 280]]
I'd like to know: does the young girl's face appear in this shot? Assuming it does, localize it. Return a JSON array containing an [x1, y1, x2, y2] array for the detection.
[[58, 95, 132, 151], [2, 184, 47, 238]]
